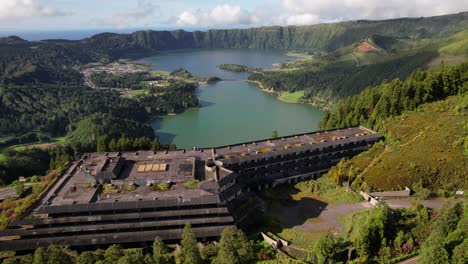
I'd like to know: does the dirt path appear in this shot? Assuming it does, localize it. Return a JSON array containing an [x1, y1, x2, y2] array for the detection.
[[360, 114, 443, 176], [359, 145, 389, 176]]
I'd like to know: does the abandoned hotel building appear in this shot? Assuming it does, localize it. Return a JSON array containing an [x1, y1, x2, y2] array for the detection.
[[0, 127, 381, 251]]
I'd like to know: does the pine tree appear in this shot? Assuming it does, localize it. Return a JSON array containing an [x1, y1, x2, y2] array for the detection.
[[33, 247, 46, 264], [108, 138, 117, 152], [153, 237, 171, 264], [213, 227, 255, 264], [77, 251, 99, 264], [104, 244, 124, 263], [117, 249, 145, 264], [151, 137, 160, 151], [45, 245, 73, 264], [117, 134, 128, 151], [140, 137, 152, 150], [97, 136, 108, 152], [133, 137, 141, 150], [181, 224, 202, 264]]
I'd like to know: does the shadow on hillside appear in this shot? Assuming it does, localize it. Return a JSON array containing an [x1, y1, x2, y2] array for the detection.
[[259, 183, 328, 232]]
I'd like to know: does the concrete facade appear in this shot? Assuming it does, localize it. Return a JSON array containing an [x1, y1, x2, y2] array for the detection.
[[0, 126, 382, 251]]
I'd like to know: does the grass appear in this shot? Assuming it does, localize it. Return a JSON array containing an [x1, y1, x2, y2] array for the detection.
[[150, 70, 170, 77], [129, 89, 150, 95], [286, 51, 314, 60], [330, 94, 468, 192], [439, 30, 468, 56], [257, 177, 363, 249], [278, 90, 305, 103], [1, 136, 66, 154]]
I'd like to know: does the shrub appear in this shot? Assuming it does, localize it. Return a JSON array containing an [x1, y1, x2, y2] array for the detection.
[[152, 182, 170, 192], [183, 179, 200, 189]]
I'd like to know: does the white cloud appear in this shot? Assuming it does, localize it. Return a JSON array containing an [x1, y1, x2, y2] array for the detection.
[[282, 0, 468, 23], [98, 0, 160, 29], [286, 14, 320, 25], [176, 11, 198, 26], [175, 4, 258, 26], [174, 0, 467, 27], [0, 0, 68, 19]]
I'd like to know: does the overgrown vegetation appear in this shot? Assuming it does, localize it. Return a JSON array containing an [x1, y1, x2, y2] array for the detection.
[[183, 179, 200, 189], [0, 146, 75, 185], [326, 94, 468, 192], [0, 166, 67, 229]]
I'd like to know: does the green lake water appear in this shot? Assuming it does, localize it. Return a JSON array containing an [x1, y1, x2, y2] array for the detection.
[[138, 49, 324, 149]]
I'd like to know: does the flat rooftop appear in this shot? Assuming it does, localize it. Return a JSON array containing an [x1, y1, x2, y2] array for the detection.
[[45, 150, 214, 206], [214, 127, 379, 159], [40, 127, 381, 207]]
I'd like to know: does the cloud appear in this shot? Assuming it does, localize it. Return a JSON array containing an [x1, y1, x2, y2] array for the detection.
[[174, 0, 467, 27], [175, 4, 258, 26], [286, 14, 320, 25], [282, 0, 468, 23], [97, 0, 160, 29], [0, 0, 68, 19]]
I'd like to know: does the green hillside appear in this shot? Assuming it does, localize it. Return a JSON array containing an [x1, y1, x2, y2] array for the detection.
[[249, 29, 468, 109], [318, 62, 468, 192], [329, 94, 467, 192], [439, 30, 468, 55], [98, 12, 468, 53]]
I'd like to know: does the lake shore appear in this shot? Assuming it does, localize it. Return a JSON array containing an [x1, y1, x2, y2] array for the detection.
[[246, 80, 328, 109], [139, 49, 323, 148]]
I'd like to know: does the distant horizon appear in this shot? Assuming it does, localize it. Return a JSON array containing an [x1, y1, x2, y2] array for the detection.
[[1, 0, 467, 34], [1, 10, 467, 41]]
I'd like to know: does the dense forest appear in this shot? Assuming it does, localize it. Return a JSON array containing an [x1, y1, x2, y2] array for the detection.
[[0, 85, 150, 136], [249, 49, 437, 107], [320, 62, 468, 130], [137, 81, 199, 114]]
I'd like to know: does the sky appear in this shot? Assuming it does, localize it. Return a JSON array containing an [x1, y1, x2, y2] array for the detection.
[[0, 0, 467, 32]]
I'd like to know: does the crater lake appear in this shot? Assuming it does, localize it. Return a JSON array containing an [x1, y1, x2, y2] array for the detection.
[[138, 49, 324, 149]]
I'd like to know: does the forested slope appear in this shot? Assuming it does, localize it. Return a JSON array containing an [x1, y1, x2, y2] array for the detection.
[[322, 63, 468, 192], [249, 29, 468, 109], [320, 63, 468, 130], [89, 12, 468, 53]]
